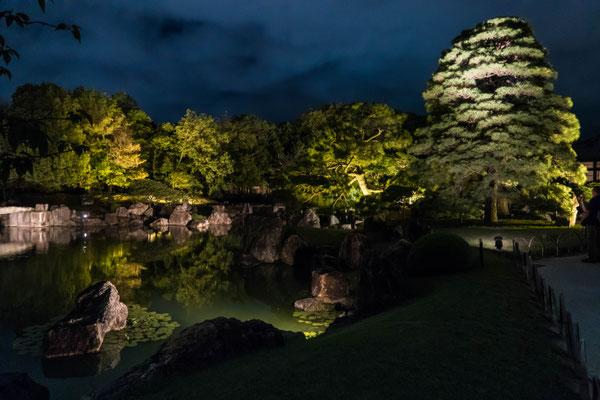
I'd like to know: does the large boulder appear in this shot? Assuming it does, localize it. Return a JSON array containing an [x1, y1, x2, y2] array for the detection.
[[44, 281, 128, 358], [168, 211, 192, 226], [207, 205, 232, 225], [115, 207, 129, 218], [95, 318, 284, 400], [128, 203, 149, 217], [48, 206, 78, 227], [297, 208, 320, 228], [0, 373, 49, 400], [104, 212, 119, 226], [280, 234, 308, 265], [338, 232, 370, 270], [244, 215, 284, 263], [311, 269, 350, 304], [173, 201, 192, 213]]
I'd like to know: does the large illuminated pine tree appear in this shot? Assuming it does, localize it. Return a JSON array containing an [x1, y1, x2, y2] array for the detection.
[[412, 17, 585, 222]]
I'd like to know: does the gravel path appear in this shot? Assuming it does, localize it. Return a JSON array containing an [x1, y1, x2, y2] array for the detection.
[[537, 255, 600, 376]]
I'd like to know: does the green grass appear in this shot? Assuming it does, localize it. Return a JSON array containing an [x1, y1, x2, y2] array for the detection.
[[436, 225, 585, 257], [115, 250, 575, 400]]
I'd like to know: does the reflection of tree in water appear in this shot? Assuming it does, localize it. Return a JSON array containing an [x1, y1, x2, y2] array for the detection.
[[0, 239, 144, 329], [142, 234, 244, 306]]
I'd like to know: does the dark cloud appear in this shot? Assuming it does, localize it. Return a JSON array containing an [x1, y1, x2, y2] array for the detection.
[[0, 0, 599, 137]]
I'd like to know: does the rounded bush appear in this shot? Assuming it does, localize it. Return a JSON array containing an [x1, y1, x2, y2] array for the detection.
[[406, 232, 472, 275]]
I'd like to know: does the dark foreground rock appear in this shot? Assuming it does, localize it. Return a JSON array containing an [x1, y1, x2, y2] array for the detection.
[[0, 373, 49, 400], [44, 281, 128, 358], [280, 234, 308, 265], [338, 232, 370, 270], [94, 317, 284, 400]]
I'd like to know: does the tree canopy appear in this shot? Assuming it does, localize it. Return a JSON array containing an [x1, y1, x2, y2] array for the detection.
[[284, 102, 414, 208], [411, 17, 586, 222]]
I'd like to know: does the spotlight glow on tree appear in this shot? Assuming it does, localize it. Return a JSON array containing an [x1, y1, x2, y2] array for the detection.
[[411, 17, 585, 222]]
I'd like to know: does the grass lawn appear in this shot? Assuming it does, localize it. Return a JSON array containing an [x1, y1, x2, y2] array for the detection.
[[436, 224, 585, 257], [114, 250, 576, 400]]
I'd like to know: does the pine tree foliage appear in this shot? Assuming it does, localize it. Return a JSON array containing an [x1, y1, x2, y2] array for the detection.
[[411, 17, 586, 221]]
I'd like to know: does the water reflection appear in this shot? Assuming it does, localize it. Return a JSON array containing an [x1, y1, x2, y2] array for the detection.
[[0, 226, 315, 399]]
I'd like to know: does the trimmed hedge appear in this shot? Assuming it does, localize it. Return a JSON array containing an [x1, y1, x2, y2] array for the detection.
[[406, 232, 472, 275]]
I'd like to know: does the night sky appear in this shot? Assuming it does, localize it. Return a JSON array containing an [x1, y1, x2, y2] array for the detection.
[[2, 0, 600, 136]]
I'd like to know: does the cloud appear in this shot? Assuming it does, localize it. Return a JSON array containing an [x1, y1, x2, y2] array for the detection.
[[0, 0, 599, 136]]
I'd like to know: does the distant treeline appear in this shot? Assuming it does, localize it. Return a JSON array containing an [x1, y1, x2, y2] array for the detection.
[[0, 83, 424, 209]]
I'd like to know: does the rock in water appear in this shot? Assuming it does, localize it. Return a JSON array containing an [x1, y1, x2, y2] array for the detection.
[[297, 208, 320, 228], [244, 215, 284, 263], [44, 281, 128, 359], [0, 373, 49, 400], [168, 211, 192, 226], [127, 203, 149, 217], [94, 318, 283, 400], [207, 205, 233, 225], [338, 232, 370, 270], [280, 234, 308, 265], [311, 269, 350, 304]]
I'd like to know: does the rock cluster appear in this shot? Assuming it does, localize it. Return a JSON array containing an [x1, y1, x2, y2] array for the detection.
[[44, 281, 128, 358]]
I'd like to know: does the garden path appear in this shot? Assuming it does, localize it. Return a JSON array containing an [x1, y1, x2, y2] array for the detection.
[[537, 255, 600, 376]]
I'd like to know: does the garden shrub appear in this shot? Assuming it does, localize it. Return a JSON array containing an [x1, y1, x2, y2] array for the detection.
[[128, 179, 184, 202], [406, 232, 472, 275]]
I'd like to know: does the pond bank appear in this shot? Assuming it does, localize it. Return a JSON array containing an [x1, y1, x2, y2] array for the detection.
[[109, 250, 577, 400]]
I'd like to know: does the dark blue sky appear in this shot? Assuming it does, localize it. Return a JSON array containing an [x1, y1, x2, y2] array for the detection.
[[2, 0, 600, 136]]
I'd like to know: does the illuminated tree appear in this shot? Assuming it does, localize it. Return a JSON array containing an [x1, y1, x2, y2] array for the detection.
[[151, 110, 232, 195], [285, 102, 413, 207], [221, 114, 280, 192], [99, 127, 147, 188], [4, 83, 91, 190], [411, 17, 586, 222]]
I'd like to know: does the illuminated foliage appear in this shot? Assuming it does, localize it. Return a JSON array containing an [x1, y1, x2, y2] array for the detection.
[[412, 17, 586, 222], [221, 114, 281, 192], [151, 110, 232, 195], [284, 102, 414, 207]]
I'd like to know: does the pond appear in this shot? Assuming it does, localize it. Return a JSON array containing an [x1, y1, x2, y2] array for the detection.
[[0, 227, 335, 400]]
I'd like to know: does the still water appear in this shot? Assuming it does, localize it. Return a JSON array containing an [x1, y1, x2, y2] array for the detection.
[[0, 227, 328, 400]]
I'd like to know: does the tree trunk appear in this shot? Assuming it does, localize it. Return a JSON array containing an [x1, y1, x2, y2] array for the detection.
[[498, 197, 510, 217], [484, 184, 498, 223], [569, 193, 578, 227]]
